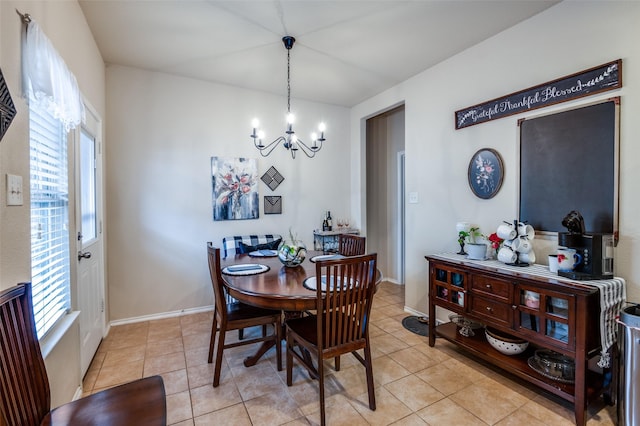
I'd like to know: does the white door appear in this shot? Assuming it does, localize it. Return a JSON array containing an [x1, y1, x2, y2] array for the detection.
[[76, 105, 105, 376]]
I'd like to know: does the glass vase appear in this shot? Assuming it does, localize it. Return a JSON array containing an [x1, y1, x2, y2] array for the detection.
[[277, 240, 307, 267]]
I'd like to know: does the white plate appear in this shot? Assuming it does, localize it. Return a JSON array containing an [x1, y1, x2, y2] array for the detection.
[[248, 249, 278, 257], [303, 275, 352, 292], [310, 254, 345, 263], [222, 264, 269, 276]]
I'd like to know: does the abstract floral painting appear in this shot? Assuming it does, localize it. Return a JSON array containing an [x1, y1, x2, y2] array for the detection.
[[211, 157, 259, 221]]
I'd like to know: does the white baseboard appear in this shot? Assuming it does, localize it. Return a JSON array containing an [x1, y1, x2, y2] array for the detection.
[[401, 306, 445, 325], [109, 305, 214, 328], [403, 305, 426, 318], [72, 385, 83, 401]]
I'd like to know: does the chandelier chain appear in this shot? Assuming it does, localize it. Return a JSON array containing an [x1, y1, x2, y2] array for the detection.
[[287, 49, 291, 113]]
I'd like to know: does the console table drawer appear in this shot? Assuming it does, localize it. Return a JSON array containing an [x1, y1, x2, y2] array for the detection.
[[470, 274, 512, 302], [469, 295, 512, 326]]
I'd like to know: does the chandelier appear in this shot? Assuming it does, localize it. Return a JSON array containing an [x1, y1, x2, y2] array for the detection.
[[251, 36, 326, 159]]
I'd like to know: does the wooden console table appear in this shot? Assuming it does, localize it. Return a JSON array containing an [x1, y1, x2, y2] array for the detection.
[[426, 253, 625, 426]]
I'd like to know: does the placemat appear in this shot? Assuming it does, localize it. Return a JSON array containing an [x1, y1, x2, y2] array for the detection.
[[310, 254, 345, 263], [222, 264, 269, 276], [303, 275, 351, 292], [248, 249, 278, 257]]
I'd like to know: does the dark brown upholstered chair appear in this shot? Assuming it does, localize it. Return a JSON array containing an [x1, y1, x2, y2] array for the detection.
[[285, 253, 377, 426], [0, 283, 166, 426], [207, 243, 282, 386], [338, 234, 366, 256]]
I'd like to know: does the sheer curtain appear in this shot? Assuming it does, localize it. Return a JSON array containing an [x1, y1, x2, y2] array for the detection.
[[22, 19, 84, 131]]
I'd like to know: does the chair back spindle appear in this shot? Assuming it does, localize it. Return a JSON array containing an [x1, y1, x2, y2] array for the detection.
[[337, 234, 366, 257]]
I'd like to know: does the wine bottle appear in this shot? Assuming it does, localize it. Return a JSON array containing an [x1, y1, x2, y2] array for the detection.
[[322, 213, 329, 231], [327, 211, 333, 231]]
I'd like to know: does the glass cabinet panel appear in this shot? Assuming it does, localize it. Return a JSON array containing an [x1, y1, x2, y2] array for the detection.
[[547, 297, 569, 319], [451, 272, 464, 288], [545, 319, 569, 343], [520, 312, 540, 332], [432, 267, 466, 308], [435, 268, 447, 283]]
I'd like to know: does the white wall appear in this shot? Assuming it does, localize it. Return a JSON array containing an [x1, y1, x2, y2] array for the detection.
[[1, 0, 105, 408], [352, 1, 640, 319], [105, 66, 350, 320]]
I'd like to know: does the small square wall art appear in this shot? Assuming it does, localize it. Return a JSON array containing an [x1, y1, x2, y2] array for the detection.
[[211, 156, 259, 221]]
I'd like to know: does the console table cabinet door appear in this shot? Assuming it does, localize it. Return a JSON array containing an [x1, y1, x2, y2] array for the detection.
[[431, 264, 467, 310], [514, 284, 576, 351]]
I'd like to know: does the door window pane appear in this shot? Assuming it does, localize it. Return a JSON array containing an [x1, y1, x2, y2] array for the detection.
[[80, 129, 97, 243]]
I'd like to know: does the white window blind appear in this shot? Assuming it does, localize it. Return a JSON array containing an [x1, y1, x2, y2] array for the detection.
[[29, 98, 71, 339]]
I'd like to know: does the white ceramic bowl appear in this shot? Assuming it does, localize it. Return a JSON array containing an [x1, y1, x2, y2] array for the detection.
[[485, 327, 529, 355]]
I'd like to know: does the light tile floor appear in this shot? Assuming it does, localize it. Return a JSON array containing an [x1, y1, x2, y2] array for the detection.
[[83, 282, 617, 425]]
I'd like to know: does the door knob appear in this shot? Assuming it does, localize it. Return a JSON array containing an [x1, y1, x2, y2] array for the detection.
[[78, 251, 92, 261]]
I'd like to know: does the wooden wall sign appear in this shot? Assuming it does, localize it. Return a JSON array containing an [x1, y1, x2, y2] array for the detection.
[[455, 59, 621, 130]]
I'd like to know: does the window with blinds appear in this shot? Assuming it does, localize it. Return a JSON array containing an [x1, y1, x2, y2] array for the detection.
[[29, 99, 71, 339]]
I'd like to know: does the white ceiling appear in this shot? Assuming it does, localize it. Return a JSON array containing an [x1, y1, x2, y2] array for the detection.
[[79, 0, 559, 107]]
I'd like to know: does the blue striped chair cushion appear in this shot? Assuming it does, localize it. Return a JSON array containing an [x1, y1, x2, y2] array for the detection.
[[222, 234, 282, 258]]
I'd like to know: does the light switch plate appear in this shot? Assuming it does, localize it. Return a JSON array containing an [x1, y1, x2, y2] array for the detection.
[[408, 192, 418, 204], [7, 174, 23, 206]]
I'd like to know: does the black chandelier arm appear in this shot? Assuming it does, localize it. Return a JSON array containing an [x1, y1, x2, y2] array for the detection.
[[294, 138, 323, 158], [253, 135, 287, 157]]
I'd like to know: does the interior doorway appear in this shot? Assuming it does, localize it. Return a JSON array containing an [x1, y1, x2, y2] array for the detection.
[[365, 105, 405, 283]]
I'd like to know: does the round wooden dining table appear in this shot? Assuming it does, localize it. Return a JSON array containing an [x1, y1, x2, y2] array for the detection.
[[220, 250, 381, 367], [221, 250, 338, 311]]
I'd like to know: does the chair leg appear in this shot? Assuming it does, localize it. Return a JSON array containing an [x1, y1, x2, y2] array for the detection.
[[275, 321, 282, 371], [238, 329, 244, 340], [213, 325, 227, 387], [286, 330, 293, 386], [208, 312, 218, 364], [318, 354, 326, 426], [262, 324, 267, 337], [363, 342, 376, 410], [334, 356, 340, 371]]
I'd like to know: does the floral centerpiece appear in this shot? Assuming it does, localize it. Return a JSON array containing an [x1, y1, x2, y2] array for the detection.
[[278, 229, 307, 267], [487, 233, 504, 250], [486, 232, 504, 260]]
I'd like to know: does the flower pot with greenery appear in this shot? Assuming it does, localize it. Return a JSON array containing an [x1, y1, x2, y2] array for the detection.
[[460, 227, 487, 260]]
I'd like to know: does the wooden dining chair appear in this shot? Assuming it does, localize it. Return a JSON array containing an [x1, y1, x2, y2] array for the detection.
[[285, 253, 377, 426], [338, 234, 366, 256], [207, 243, 282, 386], [0, 282, 166, 426]]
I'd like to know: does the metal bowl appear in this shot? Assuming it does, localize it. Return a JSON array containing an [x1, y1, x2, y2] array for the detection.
[[533, 349, 575, 381], [485, 327, 529, 355]]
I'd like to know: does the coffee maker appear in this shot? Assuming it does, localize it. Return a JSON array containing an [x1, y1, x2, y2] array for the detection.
[[557, 211, 614, 280]]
